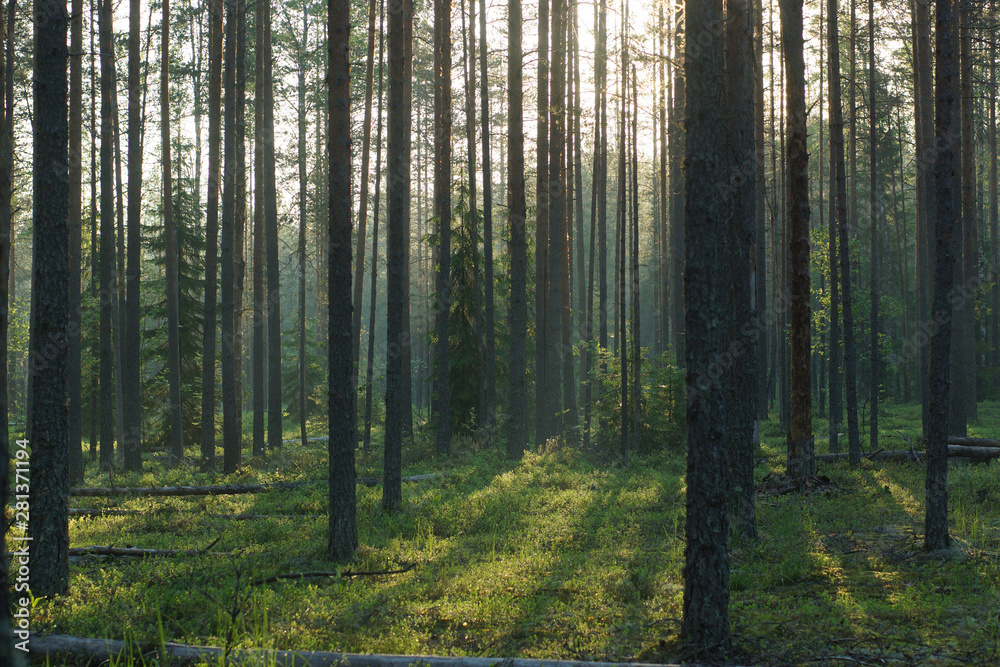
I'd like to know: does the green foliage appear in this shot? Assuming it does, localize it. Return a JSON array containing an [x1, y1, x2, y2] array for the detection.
[[281, 311, 327, 425], [32, 401, 1000, 666], [586, 347, 685, 454], [141, 173, 205, 450]]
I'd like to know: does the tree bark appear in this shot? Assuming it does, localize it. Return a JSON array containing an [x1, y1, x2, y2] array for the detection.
[[681, 0, 730, 647], [535, 0, 550, 444], [384, 0, 411, 508], [479, 0, 496, 436], [925, 0, 957, 552], [253, 33, 265, 459], [547, 0, 565, 441], [725, 0, 758, 539], [68, 0, 83, 484], [297, 1, 310, 447], [123, 0, 143, 472], [328, 0, 358, 560], [868, 0, 878, 453], [0, 1, 12, 656], [161, 0, 183, 467], [670, 0, 685, 367], [506, 0, 528, 457], [433, 0, 452, 456], [29, 0, 70, 597], [98, 0, 116, 471], [782, 0, 812, 479], [827, 0, 842, 455]]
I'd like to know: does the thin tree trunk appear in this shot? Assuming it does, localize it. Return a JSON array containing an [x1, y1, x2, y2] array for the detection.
[[261, 0, 281, 451], [992, 33, 999, 387], [755, 0, 767, 422], [479, 0, 496, 437], [353, 0, 378, 423], [670, 0, 685, 367], [629, 59, 639, 452], [123, 0, 143, 472], [561, 0, 576, 435], [536, 0, 550, 444], [253, 31, 265, 459], [68, 0, 84, 483], [364, 0, 385, 452], [221, 0, 242, 473], [914, 0, 933, 438], [297, 1, 310, 447], [506, 0, 528, 457], [827, 0, 841, 453], [617, 22, 627, 463], [99, 0, 116, 471], [161, 0, 183, 466], [433, 0, 452, 456], [0, 0, 12, 653], [958, 0, 976, 424], [868, 0, 878, 452]]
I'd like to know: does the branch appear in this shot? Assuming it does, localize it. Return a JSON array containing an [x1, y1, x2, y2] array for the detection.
[[250, 563, 417, 586]]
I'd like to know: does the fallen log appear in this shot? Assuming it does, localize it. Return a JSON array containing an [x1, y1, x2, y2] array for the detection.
[[69, 541, 226, 558], [250, 563, 416, 586], [816, 445, 999, 463], [29, 634, 715, 667], [948, 437, 1000, 448], [69, 508, 325, 520], [70, 474, 442, 497]]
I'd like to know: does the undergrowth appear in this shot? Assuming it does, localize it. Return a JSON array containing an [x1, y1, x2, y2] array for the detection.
[[16, 402, 1000, 666]]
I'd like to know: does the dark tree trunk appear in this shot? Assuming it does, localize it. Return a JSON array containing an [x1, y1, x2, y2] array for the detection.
[[328, 0, 358, 560], [914, 0, 933, 438], [681, 0, 730, 646], [617, 33, 628, 463], [754, 0, 767, 422], [201, 0, 223, 468], [670, 0, 685, 367], [782, 0, 812, 479], [925, 0, 956, 552], [221, 0, 242, 473], [261, 0, 281, 451], [28, 0, 70, 597], [506, 0, 528, 457], [725, 0, 758, 539], [957, 0, 976, 424], [98, 0, 116, 471], [597, 0, 607, 355], [123, 0, 143, 472], [535, 0, 550, 444], [353, 0, 378, 426], [868, 0, 878, 452], [68, 0, 83, 484], [161, 0, 183, 467], [384, 0, 412, 508], [433, 0, 451, 456], [364, 0, 385, 452], [992, 35, 999, 387], [253, 44, 265, 459], [480, 0, 496, 436], [629, 61, 639, 452], [547, 0, 565, 440], [0, 0, 12, 655], [297, 1, 309, 447], [827, 0, 842, 454]]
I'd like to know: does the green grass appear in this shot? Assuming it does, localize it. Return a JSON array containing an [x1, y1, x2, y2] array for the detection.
[[19, 403, 1000, 666]]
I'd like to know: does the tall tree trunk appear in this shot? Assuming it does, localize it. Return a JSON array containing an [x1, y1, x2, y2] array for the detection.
[[234, 0, 247, 439], [123, 0, 143, 472], [68, 0, 84, 484], [297, 1, 310, 447], [99, 0, 116, 471], [848, 0, 858, 280], [629, 60, 639, 452], [261, 0, 281, 451], [827, 0, 841, 453], [253, 33, 265, 459], [385, 0, 412, 508], [670, 0, 685, 367], [364, 0, 385, 452], [535, 0, 550, 444], [433, 0, 452, 456], [914, 0, 933, 438], [658, 1, 668, 359], [479, 0, 497, 436], [828, 0, 859, 464], [548, 0, 565, 439], [925, 0, 956, 552], [89, 1, 98, 460], [0, 0, 12, 655], [725, 0, 758, 539], [353, 0, 378, 423], [221, 0, 242, 473], [681, 0, 730, 645], [161, 0, 183, 466], [617, 24, 627, 462], [868, 0, 879, 452], [597, 0, 607, 355], [328, 0, 357, 560], [754, 0, 767, 422], [28, 0, 70, 598], [958, 0, 976, 424], [782, 0, 812, 479], [200, 0, 223, 468], [582, 0, 599, 446], [506, 0, 528, 457], [992, 33, 999, 388]]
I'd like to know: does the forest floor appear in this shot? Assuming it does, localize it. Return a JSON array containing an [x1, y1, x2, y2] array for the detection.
[[23, 402, 1000, 666]]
